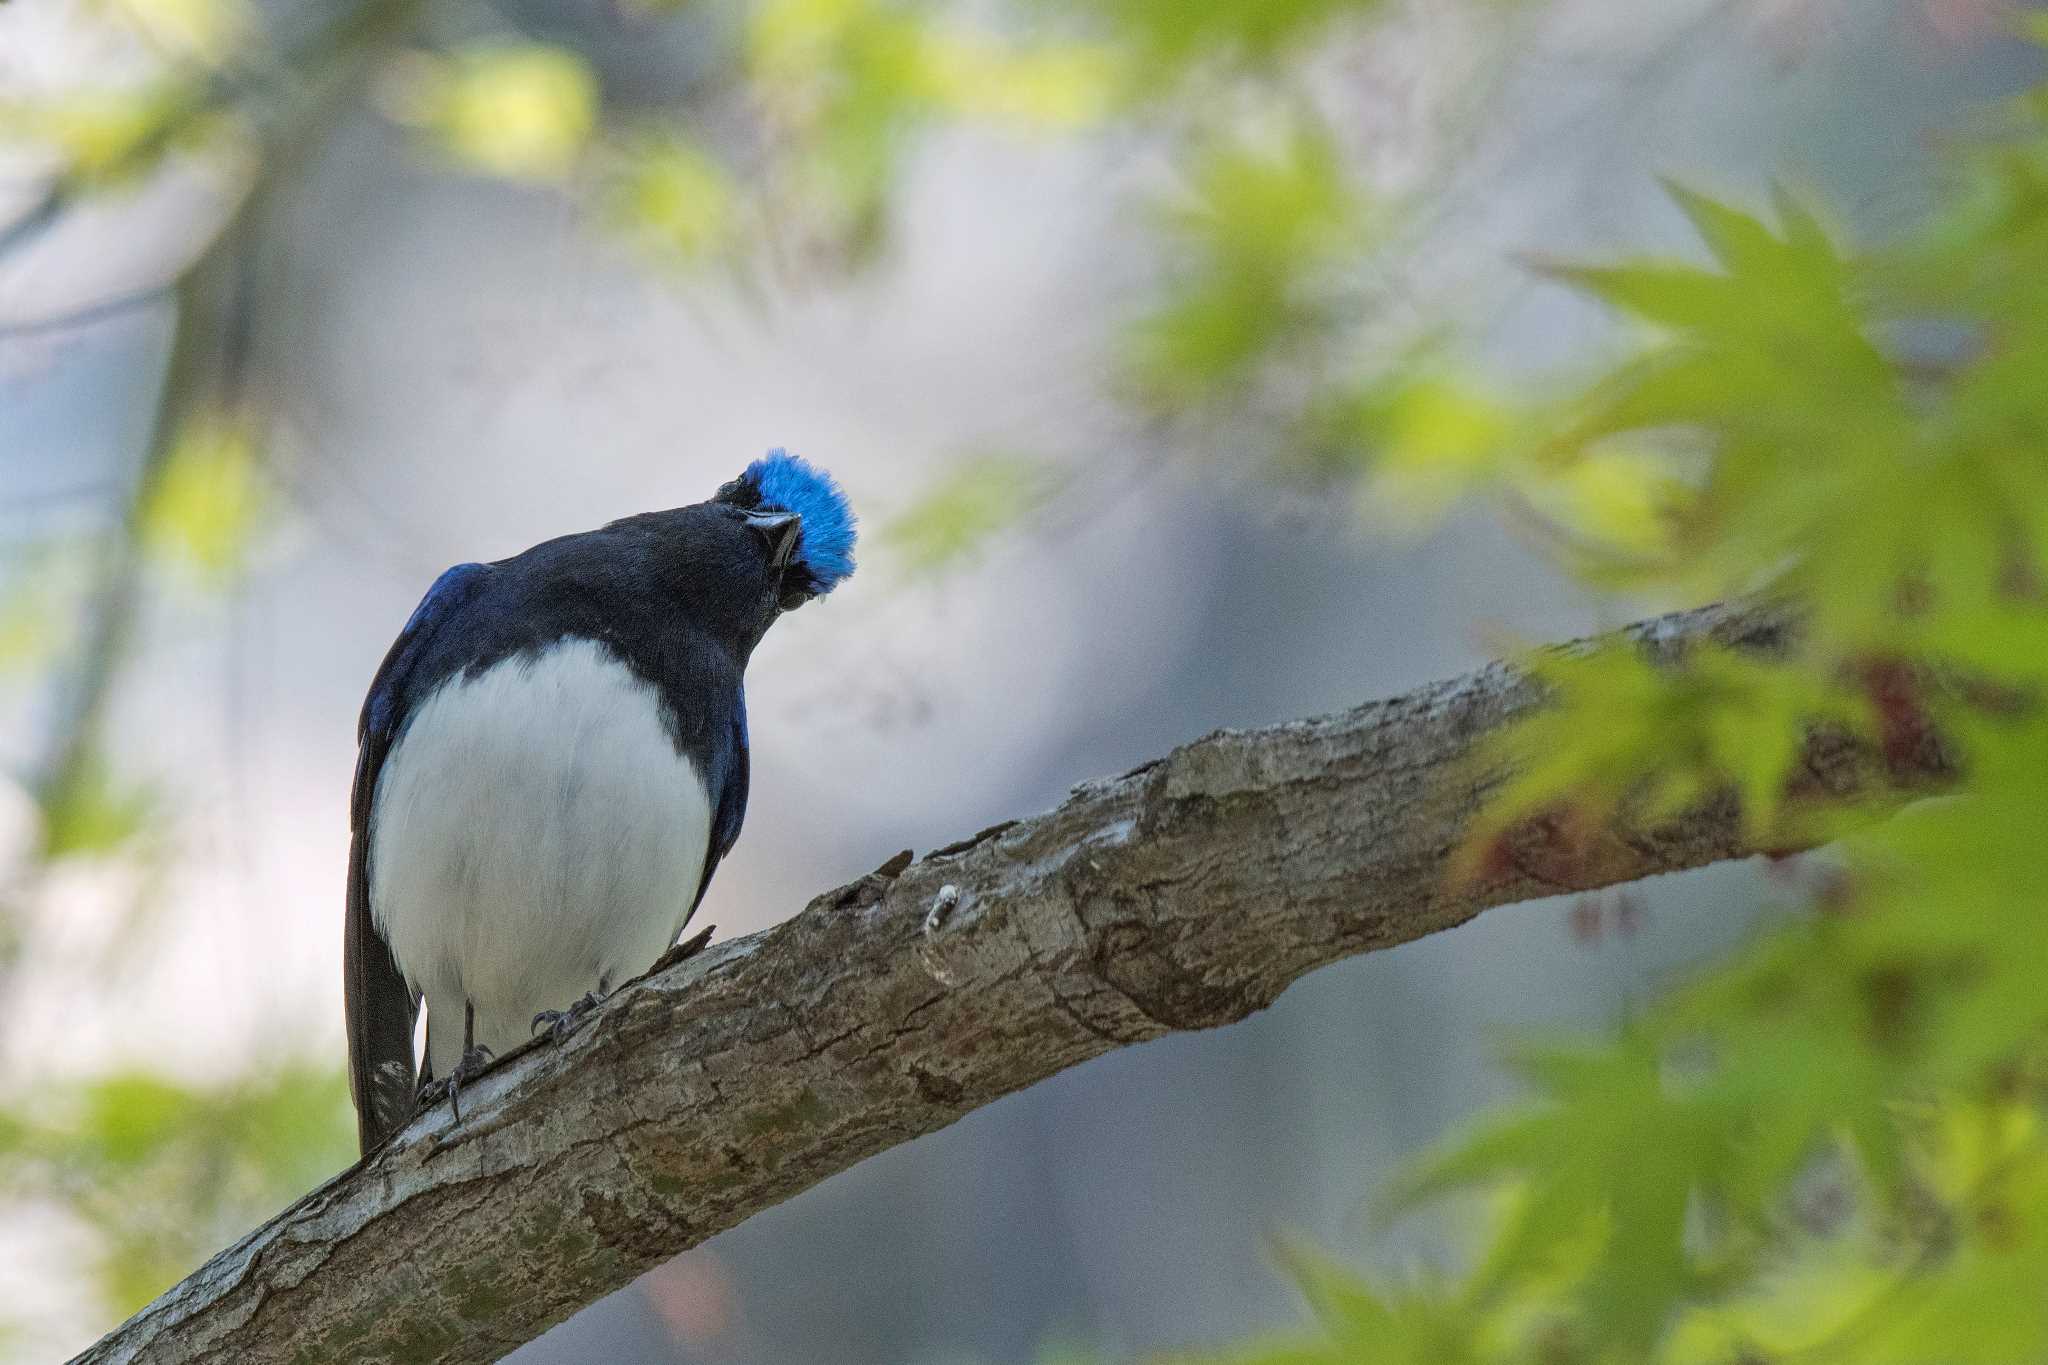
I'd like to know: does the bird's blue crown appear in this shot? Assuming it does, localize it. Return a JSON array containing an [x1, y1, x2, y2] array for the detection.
[[721, 448, 856, 595]]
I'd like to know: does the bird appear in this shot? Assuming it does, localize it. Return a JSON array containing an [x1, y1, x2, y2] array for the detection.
[[343, 449, 857, 1155]]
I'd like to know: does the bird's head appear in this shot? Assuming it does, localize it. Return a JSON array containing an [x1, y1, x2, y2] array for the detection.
[[712, 448, 857, 615]]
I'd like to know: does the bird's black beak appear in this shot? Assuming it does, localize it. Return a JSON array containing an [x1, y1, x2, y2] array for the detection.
[[744, 510, 802, 570]]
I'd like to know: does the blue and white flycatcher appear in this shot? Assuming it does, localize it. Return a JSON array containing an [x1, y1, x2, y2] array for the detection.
[[344, 450, 856, 1153]]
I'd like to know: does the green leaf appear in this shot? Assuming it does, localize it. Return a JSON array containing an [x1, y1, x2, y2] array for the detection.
[[1460, 639, 1861, 873], [1391, 1033, 1725, 1354]]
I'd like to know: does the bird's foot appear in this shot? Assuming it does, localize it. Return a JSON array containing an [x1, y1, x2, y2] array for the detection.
[[417, 1045, 495, 1126], [530, 990, 605, 1045]]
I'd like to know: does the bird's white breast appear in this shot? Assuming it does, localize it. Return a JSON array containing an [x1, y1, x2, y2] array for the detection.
[[369, 637, 712, 1072]]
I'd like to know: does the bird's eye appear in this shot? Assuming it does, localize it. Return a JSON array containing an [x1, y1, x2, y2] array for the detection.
[[778, 586, 813, 612]]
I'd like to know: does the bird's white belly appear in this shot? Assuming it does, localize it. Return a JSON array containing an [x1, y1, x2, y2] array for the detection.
[[369, 637, 711, 1074]]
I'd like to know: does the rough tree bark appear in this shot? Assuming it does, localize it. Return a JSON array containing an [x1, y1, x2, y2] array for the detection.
[[72, 601, 1942, 1365]]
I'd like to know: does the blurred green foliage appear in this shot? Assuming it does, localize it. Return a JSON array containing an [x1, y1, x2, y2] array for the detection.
[[141, 413, 265, 586], [0, 1065, 355, 1315], [747, 0, 1123, 257], [1063, 0, 1389, 80], [0, 550, 82, 674], [35, 754, 158, 862], [102, 0, 253, 64], [1130, 121, 1367, 403], [1170, 45, 2048, 1365], [381, 43, 598, 181], [0, 85, 202, 184], [1461, 642, 1861, 862], [597, 133, 742, 263], [879, 455, 1060, 575]]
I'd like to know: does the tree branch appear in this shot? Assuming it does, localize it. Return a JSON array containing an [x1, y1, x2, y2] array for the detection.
[[72, 599, 1942, 1365]]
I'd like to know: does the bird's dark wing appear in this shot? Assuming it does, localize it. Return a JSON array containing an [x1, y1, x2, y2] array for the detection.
[[345, 561, 490, 1155], [685, 693, 750, 927]]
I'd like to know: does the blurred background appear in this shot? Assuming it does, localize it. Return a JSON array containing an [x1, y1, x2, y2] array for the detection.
[[1, 0, 2039, 1360]]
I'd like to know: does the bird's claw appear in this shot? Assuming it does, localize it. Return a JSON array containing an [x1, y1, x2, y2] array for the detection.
[[531, 990, 605, 1044], [417, 1044, 495, 1126]]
